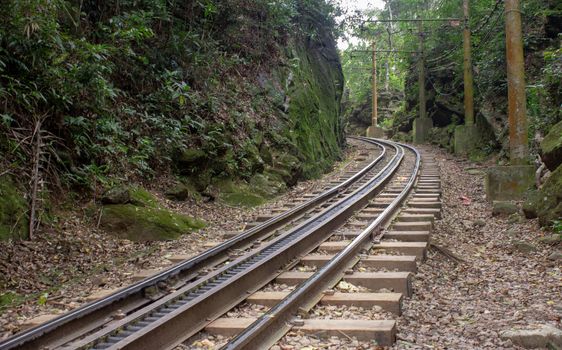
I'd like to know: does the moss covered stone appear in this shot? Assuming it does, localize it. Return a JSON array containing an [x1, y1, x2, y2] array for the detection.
[[165, 181, 199, 201], [523, 164, 562, 226], [541, 120, 562, 171], [212, 173, 286, 208], [0, 175, 28, 241], [129, 186, 159, 207], [100, 204, 205, 241], [101, 186, 130, 205]]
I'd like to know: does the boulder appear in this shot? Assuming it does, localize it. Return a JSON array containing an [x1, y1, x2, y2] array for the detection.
[[165, 183, 192, 201], [175, 149, 207, 175], [129, 187, 159, 207], [100, 204, 205, 241], [540, 120, 562, 171], [523, 165, 562, 226], [500, 325, 562, 349], [101, 187, 130, 205], [492, 201, 519, 216]]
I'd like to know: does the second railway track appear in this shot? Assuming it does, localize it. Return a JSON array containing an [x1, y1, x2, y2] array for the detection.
[[0, 138, 442, 350]]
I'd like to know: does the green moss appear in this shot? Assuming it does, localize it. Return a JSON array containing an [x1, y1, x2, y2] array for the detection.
[[0, 175, 28, 241], [178, 149, 206, 163], [212, 177, 285, 208], [129, 186, 159, 208], [249, 173, 286, 198], [524, 164, 562, 226], [541, 120, 562, 170], [284, 34, 344, 180], [221, 192, 265, 207], [101, 204, 205, 241]]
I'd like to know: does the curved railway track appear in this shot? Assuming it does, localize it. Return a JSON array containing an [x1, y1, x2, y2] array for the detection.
[[0, 137, 403, 350], [1, 138, 442, 350]]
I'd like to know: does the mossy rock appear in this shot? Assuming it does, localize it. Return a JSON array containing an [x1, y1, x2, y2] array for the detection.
[[0, 175, 28, 241], [165, 181, 200, 201], [175, 148, 208, 175], [101, 186, 130, 205], [249, 173, 286, 198], [221, 192, 265, 207], [271, 152, 303, 186], [212, 178, 268, 208], [100, 204, 205, 241], [129, 187, 159, 208], [523, 164, 562, 226], [178, 148, 206, 163], [165, 183, 191, 201], [541, 120, 562, 171]]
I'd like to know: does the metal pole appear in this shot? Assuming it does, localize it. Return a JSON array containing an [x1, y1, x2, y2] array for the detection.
[[463, 0, 475, 126], [372, 41, 378, 127], [418, 21, 426, 119], [505, 0, 529, 164]]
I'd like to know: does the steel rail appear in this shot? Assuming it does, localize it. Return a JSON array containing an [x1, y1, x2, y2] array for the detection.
[[70, 140, 404, 350], [222, 139, 421, 349], [0, 138, 387, 350]]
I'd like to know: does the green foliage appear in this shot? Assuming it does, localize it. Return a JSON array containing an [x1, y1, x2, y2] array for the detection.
[[1, 0, 345, 199], [552, 220, 562, 233], [0, 175, 29, 240]]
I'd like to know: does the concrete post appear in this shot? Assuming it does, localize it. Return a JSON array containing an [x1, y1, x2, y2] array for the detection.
[[418, 21, 426, 120], [505, 0, 529, 165], [413, 20, 432, 144], [366, 41, 384, 138], [485, 0, 534, 201], [454, 0, 480, 154], [372, 41, 378, 127], [463, 0, 474, 126]]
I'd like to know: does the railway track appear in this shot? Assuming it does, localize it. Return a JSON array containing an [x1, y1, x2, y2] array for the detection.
[[1, 138, 441, 350], [0, 137, 404, 350]]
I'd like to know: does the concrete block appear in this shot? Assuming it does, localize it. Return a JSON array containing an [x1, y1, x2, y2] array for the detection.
[[366, 126, 385, 138], [413, 117, 433, 144], [454, 124, 480, 155], [485, 165, 535, 201]]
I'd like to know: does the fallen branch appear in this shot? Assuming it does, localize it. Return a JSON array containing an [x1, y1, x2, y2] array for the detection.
[[429, 242, 466, 263]]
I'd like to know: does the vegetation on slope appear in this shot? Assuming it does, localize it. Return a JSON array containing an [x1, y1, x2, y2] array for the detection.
[[0, 0, 345, 239]]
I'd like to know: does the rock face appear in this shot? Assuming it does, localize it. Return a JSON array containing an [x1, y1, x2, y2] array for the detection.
[[0, 175, 28, 240], [500, 325, 562, 349], [523, 164, 562, 226], [541, 120, 562, 171]]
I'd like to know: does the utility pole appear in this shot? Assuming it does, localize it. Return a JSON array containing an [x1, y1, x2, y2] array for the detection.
[[505, 0, 529, 164], [417, 20, 426, 120], [485, 0, 533, 202], [372, 41, 378, 127], [454, 0, 479, 154], [462, 0, 475, 126]]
